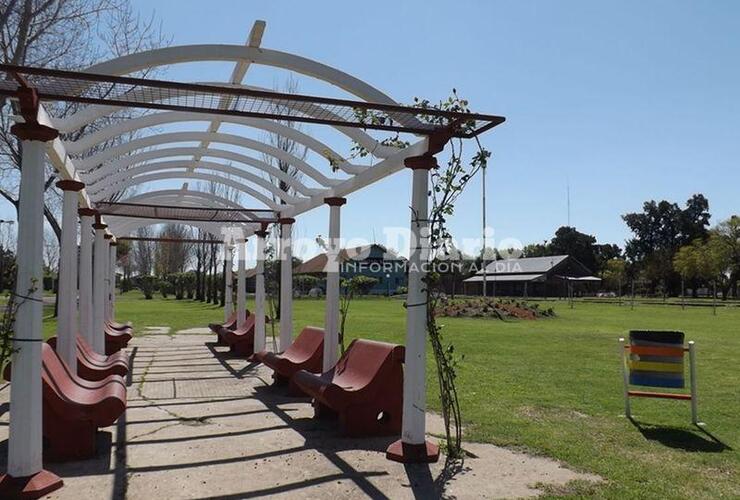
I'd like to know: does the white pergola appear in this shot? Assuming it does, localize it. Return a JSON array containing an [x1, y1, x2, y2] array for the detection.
[[0, 21, 504, 495]]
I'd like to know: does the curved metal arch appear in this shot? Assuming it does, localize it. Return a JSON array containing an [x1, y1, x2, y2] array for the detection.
[[62, 111, 368, 173], [56, 82, 401, 159], [120, 189, 246, 209], [89, 170, 282, 210], [81, 147, 323, 197], [76, 131, 341, 188], [109, 218, 235, 240], [83, 44, 417, 124], [85, 159, 306, 205]]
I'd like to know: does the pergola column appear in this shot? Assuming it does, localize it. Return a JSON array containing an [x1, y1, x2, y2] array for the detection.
[[254, 226, 268, 353], [109, 241, 117, 320], [55, 180, 84, 372], [236, 238, 247, 326], [103, 235, 113, 322], [78, 208, 96, 347], [0, 120, 63, 497], [92, 218, 108, 353], [278, 217, 294, 352], [323, 197, 346, 370], [224, 243, 234, 321], [387, 153, 440, 464]]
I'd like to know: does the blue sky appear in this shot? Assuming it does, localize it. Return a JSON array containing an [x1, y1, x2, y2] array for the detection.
[[10, 1, 740, 259]]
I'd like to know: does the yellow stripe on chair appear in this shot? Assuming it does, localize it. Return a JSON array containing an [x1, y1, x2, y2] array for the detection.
[[629, 361, 684, 373]]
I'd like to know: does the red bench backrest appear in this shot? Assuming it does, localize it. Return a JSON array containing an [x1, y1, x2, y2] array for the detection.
[[333, 339, 405, 390], [233, 314, 256, 334], [283, 326, 324, 364]]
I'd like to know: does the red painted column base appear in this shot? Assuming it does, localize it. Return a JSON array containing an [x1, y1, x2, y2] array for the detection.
[[386, 439, 440, 463], [0, 470, 63, 499]]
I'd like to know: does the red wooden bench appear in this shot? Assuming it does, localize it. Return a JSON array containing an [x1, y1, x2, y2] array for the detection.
[[253, 326, 324, 394], [78, 333, 129, 367], [209, 310, 249, 345], [105, 324, 132, 355], [47, 335, 129, 380], [4, 344, 127, 461], [107, 319, 132, 331], [292, 339, 405, 436], [218, 314, 256, 356]]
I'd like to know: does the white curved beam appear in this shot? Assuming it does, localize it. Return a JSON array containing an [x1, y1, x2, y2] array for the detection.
[[82, 44, 420, 131], [89, 170, 282, 210], [120, 189, 246, 210], [76, 131, 341, 188], [109, 218, 234, 240], [56, 82, 401, 159], [81, 147, 323, 197], [120, 189, 241, 207], [63, 111, 367, 173], [86, 45, 392, 99], [84, 159, 307, 205]]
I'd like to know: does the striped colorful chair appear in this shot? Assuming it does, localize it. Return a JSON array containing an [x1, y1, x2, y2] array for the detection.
[[619, 330, 700, 424]]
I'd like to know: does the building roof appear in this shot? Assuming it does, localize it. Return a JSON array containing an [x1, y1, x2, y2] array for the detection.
[[294, 244, 403, 275], [476, 255, 569, 276], [464, 273, 545, 283]]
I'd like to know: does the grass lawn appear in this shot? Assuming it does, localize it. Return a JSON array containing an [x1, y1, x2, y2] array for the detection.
[[42, 291, 739, 498]]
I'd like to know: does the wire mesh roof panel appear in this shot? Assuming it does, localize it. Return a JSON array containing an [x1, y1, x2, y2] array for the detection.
[[95, 201, 277, 223], [0, 64, 505, 138]]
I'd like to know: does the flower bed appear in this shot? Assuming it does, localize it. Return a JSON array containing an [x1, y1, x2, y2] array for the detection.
[[435, 297, 555, 320]]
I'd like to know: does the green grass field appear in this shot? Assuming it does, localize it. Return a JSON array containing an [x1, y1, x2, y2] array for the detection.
[[42, 292, 739, 498]]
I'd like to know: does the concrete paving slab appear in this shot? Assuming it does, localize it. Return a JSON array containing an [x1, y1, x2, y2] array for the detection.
[[0, 333, 600, 499]]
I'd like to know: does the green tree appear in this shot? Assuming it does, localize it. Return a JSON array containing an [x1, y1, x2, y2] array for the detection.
[[549, 226, 599, 272], [623, 194, 711, 295], [602, 258, 627, 293], [711, 216, 740, 297]]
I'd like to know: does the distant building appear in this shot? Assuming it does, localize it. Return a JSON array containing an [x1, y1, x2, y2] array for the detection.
[[294, 244, 407, 295], [463, 254, 601, 297]]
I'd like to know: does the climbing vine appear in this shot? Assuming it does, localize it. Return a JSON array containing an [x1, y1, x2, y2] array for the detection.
[[424, 92, 490, 458], [328, 90, 491, 458]]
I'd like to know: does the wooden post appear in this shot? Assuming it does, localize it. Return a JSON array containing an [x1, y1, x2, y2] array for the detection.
[[55, 180, 84, 372], [278, 218, 295, 352], [323, 197, 345, 371], [688, 341, 699, 424], [387, 153, 439, 463], [254, 227, 268, 353], [237, 239, 246, 326], [92, 220, 108, 353], [78, 209, 95, 347], [224, 243, 233, 321], [619, 338, 631, 419], [0, 120, 63, 497]]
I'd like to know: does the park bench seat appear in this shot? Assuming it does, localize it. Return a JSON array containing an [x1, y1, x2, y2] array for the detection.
[[218, 314, 256, 356], [77, 333, 129, 367], [209, 310, 249, 346], [107, 319, 132, 331], [105, 324, 132, 355], [4, 344, 127, 461], [47, 335, 129, 380], [292, 339, 405, 436], [254, 326, 324, 392]]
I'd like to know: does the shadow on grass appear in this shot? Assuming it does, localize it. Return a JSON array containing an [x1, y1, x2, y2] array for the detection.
[[629, 418, 732, 453]]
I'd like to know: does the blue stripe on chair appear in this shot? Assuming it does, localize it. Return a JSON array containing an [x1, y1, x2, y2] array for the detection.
[[630, 372, 685, 388]]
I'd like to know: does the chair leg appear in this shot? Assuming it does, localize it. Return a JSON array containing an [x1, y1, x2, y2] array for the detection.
[[619, 337, 631, 419]]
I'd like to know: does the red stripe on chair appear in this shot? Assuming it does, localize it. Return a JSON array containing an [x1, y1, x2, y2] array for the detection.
[[629, 345, 684, 357]]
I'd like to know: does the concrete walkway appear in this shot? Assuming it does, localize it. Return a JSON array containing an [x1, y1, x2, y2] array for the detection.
[[0, 333, 598, 499]]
